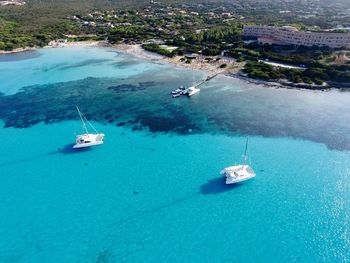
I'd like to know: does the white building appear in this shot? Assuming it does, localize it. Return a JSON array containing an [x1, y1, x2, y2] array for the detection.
[[242, 25, 350, 49], [221, 12, 232, 18]]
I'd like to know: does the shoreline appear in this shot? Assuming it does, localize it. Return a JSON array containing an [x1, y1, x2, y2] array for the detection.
[[110, 43, 242, 74], [0, 40, 104, 55], [228, 72, 332, 91], [109, 44, 331, 90], [93, 43, 342, 90], [0, 41, 344, 90], [0, 41, 239, 78], [0, 46, 37, 55]]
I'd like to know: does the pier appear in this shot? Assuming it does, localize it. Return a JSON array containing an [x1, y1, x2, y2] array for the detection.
[[194, 70, 225, 88]]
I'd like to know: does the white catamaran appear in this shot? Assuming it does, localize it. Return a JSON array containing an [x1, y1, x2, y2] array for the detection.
[[220, 138, 256, 184], [73, 107, 105, 149]]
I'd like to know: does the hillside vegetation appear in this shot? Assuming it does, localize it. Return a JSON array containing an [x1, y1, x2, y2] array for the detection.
[[0, 0, 177, 50]]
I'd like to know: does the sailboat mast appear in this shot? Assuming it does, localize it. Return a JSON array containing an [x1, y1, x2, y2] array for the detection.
[[243, 137, 249, 163], [192, 67, 194, 86], [76, 106, 89, 134]]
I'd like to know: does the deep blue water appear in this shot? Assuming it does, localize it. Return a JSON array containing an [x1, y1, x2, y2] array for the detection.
[[0, 47, 350, 262]]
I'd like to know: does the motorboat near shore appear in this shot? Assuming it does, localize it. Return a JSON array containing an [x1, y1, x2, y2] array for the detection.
[[220, 138, 256, 184], [171, 86, 187, 97], [73, 106, 105, 149], [171, 86, 186, 94], [187, 86, 200, 97], [171, 68, 201, 98], [171, 85, 200, 98]]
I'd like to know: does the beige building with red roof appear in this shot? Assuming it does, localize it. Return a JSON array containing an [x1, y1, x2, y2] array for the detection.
[[242, 25, 350, 49]]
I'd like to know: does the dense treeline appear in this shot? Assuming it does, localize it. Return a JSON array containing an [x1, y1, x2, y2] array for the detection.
[[227, 44, 338, 66], [244, 62, 350, 85], [1, 0, 350, 86], [228, 42, 350, 86], [0, 16, 79, 50], [185, 26, 242, 45], [0, 0, 149, 50], [170, 24, 242, 56], [142, 43, 176, 57]]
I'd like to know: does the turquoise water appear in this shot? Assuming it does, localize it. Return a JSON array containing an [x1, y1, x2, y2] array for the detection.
[[0, 47, 158, 95], [1, 47, 350, 262]]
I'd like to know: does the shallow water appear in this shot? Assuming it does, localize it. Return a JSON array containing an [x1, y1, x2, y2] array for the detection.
[[0, 47, 350, 262], [1, 47, 350, 150]]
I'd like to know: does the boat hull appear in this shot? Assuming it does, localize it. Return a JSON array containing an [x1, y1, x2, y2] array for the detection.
[[225, 174, 255, 184], [221, 165, 256, 185], [73, 141, 104, 149], [73, 133, 105, 149], [188, 91, 200, 97], [187, 86, 200, 97]]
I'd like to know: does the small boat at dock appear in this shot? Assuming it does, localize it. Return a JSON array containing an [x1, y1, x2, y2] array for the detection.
[[171, 86, 187, 98], [170, 68, 201, 98], [181, 89, 188, 95], [171, 86, 186, 94], [171, 88, 182, 94]]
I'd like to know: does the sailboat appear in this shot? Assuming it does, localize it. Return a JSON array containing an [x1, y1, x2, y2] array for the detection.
[[187, 67, 200, 97], [73, 106, 105, 149], [220, 138, 256, 184]]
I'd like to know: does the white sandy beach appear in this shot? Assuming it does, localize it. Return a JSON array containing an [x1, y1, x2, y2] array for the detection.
[[0, 46, 37, 55], [111, 43, 244, 76], [0, 40, 102, 55], [0, 40, 242, 75], [1, 40, 323, 90]]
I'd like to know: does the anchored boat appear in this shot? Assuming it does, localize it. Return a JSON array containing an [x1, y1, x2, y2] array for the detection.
[[73, 107, 105, 149], [220, 138, 256, 184]]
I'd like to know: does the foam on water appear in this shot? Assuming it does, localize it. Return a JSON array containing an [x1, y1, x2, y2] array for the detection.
[[0, 47, 350, 262]]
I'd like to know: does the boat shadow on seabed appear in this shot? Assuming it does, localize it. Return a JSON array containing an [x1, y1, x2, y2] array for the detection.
[[0, 144, 90, 166], [55, 143, 92, 154], [200, 177, 243, 195]]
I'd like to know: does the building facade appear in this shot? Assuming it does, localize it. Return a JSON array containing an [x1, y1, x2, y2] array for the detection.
[[242, 25, 350, 49]]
